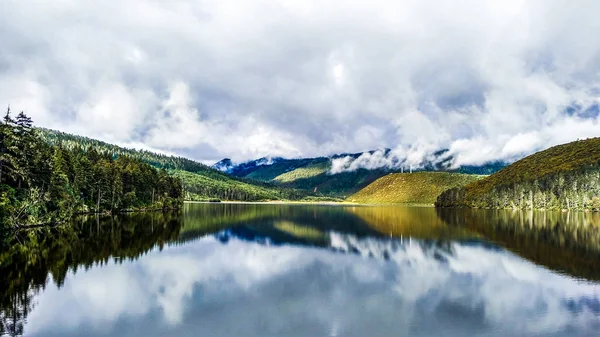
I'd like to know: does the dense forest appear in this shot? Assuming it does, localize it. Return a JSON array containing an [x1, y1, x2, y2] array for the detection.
[[0, 108, 183, 229], [40, 128, 210, 173], [436, 138, 600, 211]]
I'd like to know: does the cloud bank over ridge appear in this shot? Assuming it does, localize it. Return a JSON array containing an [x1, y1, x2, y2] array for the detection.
[[1, 0, 599, 164]]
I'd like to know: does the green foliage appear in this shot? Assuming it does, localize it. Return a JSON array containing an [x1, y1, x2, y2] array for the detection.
[[273, 161, 330, 183], [234, 157, 386, 197], [38, 127, 313, 202], [172, 170, 304, 201], [436, 138, 600, 211], [0, 108, 183, 228], [348, 172, 482, 204], [277, 168, 389, 197], [245, 158, 327, 181], [38, 128, 210, 173]]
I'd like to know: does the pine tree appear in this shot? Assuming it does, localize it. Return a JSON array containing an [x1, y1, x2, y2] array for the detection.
[[13, 111, 36, 188], [0, 107, 20, 185]]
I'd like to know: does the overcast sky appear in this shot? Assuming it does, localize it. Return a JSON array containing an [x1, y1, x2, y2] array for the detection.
[[1, 0, 599, 165]]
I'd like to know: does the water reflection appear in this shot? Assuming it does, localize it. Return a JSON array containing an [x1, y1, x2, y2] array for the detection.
[[437, 208, 600, 281], [0, 212, 182, 336], [0, 204, 599, 336]]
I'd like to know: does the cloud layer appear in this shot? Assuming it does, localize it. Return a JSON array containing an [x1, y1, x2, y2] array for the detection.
[[1, 0, 600, 163]]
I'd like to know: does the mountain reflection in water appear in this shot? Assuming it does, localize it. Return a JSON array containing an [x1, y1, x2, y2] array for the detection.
[[0, 203, 599, 337]]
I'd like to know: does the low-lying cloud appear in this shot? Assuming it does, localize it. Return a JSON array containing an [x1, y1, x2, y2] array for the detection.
[[329, 145, 442, 174], [1, 0, 599, 164]]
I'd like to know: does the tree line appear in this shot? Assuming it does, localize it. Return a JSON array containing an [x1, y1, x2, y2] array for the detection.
[[40, 128, 211, 173], [436, 168, 600, 211], [0, 108, 183, 229], [435, 138, 600, 212], [40, 128, 311, 202]]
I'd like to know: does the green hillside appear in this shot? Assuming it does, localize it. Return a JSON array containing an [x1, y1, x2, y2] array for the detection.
[[348, 172, 482, 204], [37, 128, 308, 202], [242, 160, 387, 197], [171, 170, 303, 201], [272, 161, 329, 183], [245, 158, 325, 181], [0, 111, 183, 228], [40, 128, 211, 173], [436, 138, 600, 211]]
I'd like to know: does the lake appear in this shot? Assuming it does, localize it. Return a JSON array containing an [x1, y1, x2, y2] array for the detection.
[[1, 203, 599, 336]]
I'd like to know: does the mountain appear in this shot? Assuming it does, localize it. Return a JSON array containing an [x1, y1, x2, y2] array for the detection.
[[436, 138, 600, 211], [212, 158, 234, 173], [37, 129, 310, 202], [347, 172, 482, 204], [214, 150, 505, 197]]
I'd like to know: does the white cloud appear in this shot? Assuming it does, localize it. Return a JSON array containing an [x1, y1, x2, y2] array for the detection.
[[1, 0, 599, 163], [502, 132, 542, 157]]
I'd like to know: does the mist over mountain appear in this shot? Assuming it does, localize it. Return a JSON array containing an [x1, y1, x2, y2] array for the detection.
[[214, 149, 505, 176], [212, 149, 505, 197]]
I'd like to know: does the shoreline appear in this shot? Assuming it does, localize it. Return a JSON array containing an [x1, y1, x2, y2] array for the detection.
[[183, 200, 435, 207], [185, 200, 600, 212], [184, 200, 363, 206], [11, 206, 182, 231]]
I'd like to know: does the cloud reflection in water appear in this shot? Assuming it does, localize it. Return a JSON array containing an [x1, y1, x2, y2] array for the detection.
[[26, 233, 600, 337]]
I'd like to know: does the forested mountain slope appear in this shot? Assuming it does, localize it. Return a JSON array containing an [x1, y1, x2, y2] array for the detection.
[[436, 138, 600, 211], [40, 128, 216, 173], [37, 128, 309, 202], [348, 172, 482, 205], [0, 110, 183, 228]]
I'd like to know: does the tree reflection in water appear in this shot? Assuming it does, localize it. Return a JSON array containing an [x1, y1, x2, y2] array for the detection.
[[1, 204, 599, 336]]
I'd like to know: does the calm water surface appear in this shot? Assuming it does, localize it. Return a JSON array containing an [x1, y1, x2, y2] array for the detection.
[[1, 203, 600, 336]]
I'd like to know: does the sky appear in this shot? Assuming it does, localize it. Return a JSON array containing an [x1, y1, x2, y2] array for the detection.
[[1, 0, 600, 165]]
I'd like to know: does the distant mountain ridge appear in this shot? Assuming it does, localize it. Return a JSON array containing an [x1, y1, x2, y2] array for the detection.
[[212, 150, 505, 197]]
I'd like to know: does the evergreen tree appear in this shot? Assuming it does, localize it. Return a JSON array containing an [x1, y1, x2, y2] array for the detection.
[[0, 108, 184, 228], [0, 107, 19, 184]]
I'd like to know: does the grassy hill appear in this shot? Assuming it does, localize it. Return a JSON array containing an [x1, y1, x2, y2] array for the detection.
[[272, 161, 329, 183], [347, 172, 482, 204], [171, 170, 304, 201], [436, 138, 600, 211]]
